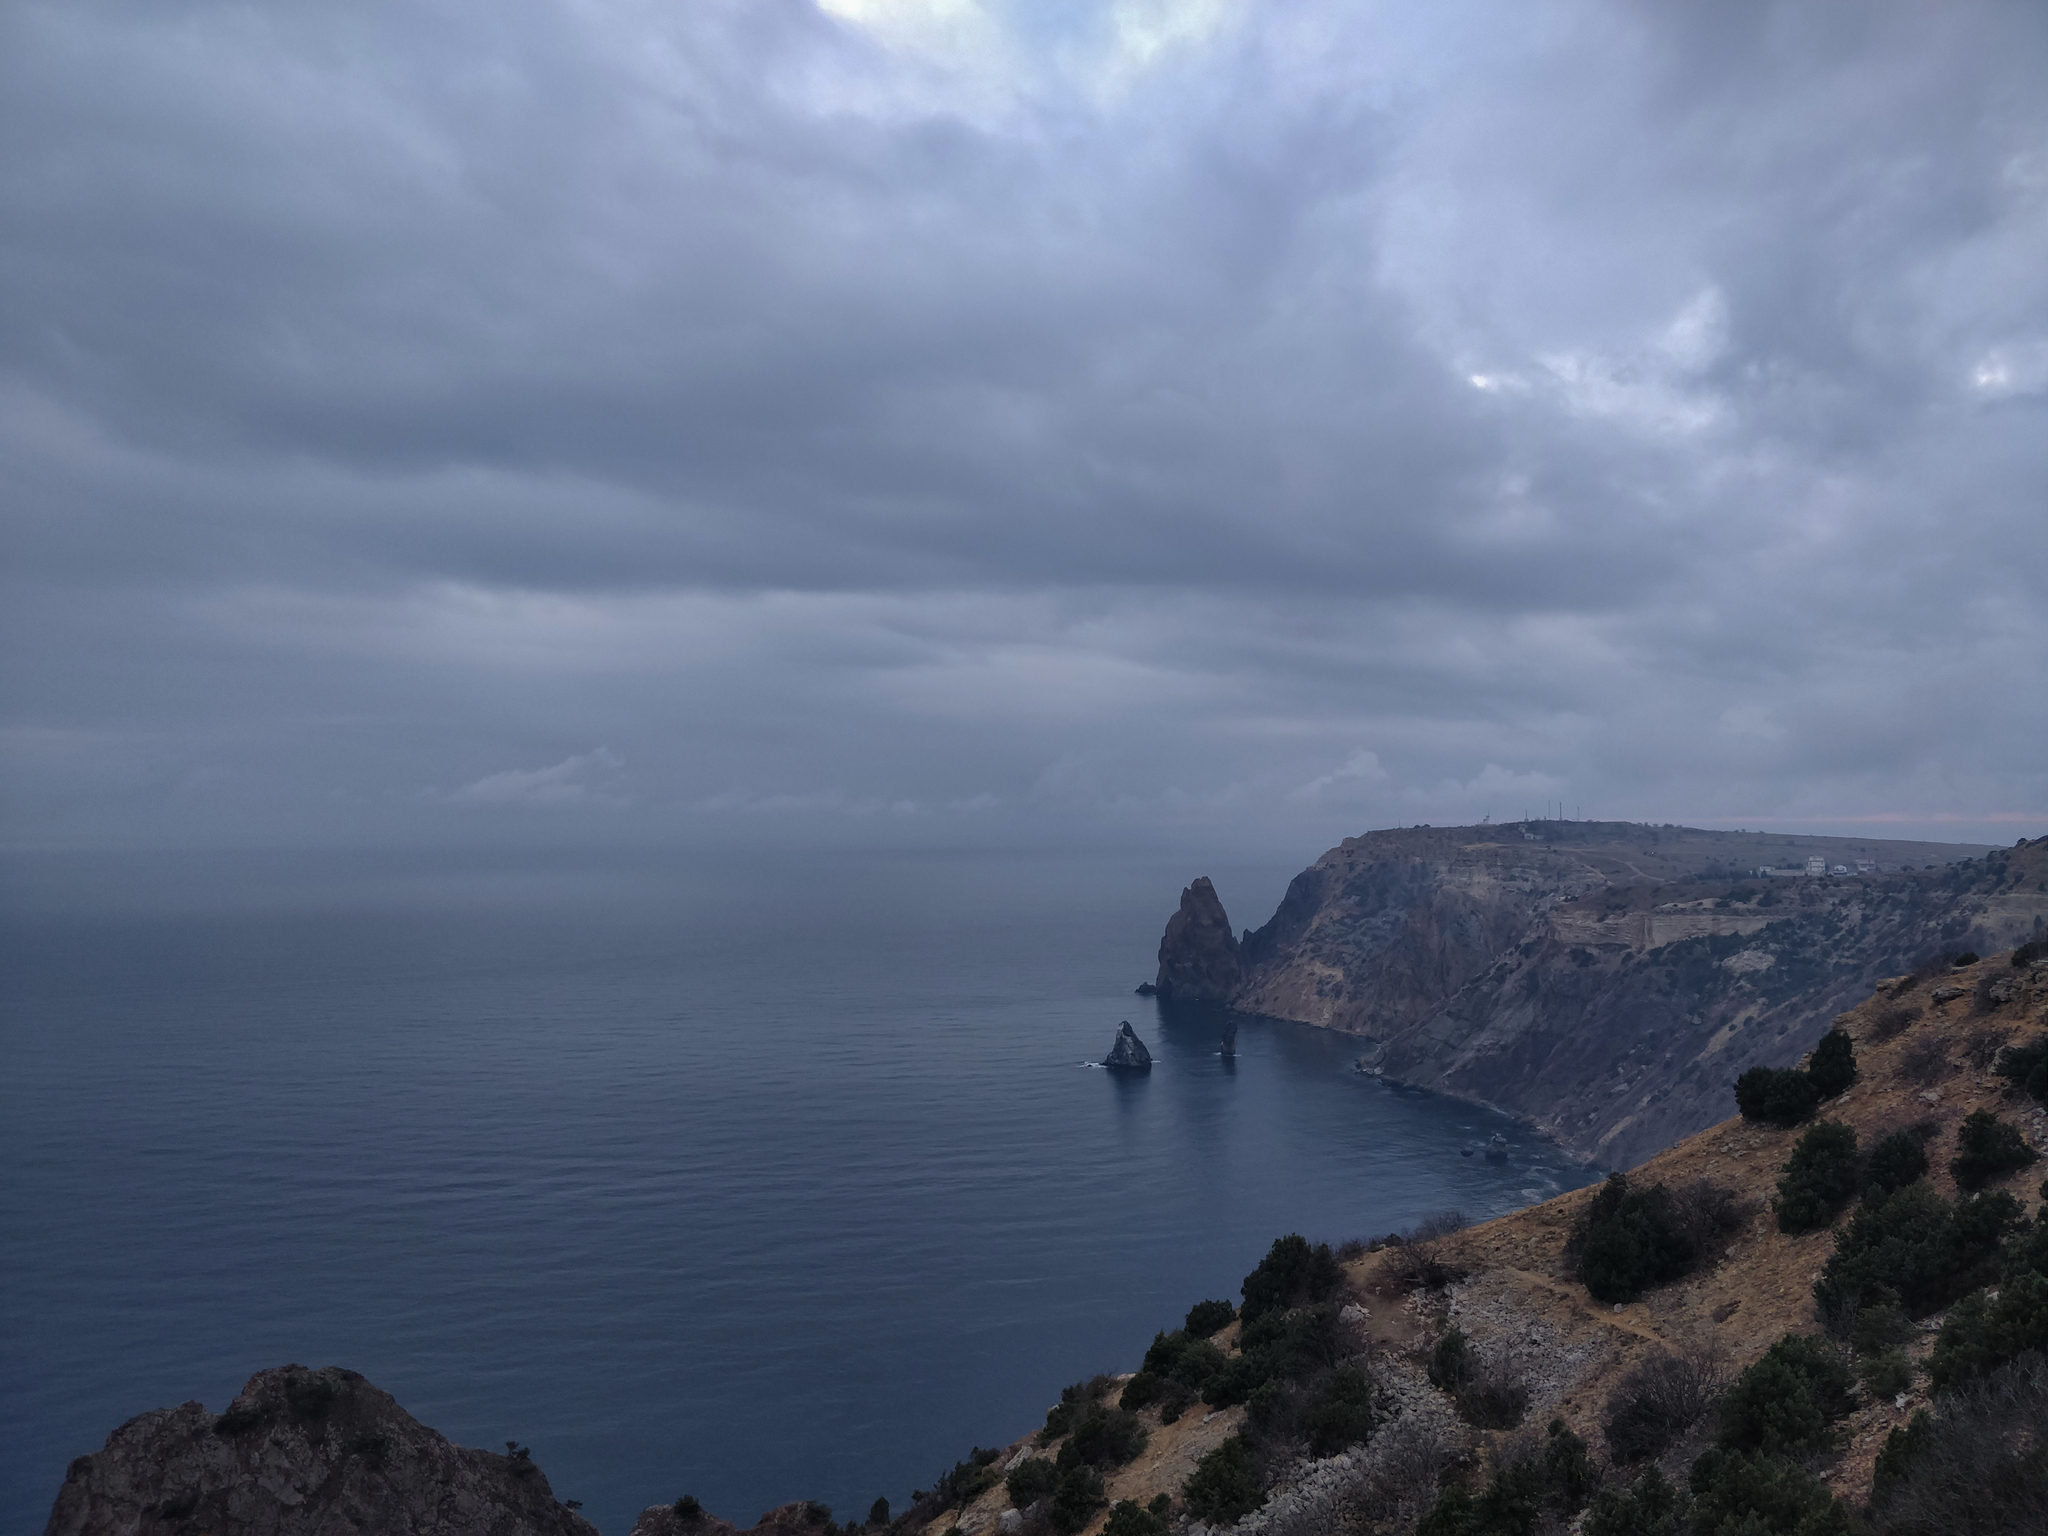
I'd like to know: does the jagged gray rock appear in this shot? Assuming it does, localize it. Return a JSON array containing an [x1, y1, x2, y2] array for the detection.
[[1220, 1020, 1238, 1058], [44, 1365, 598, 1536], [1154, 876, 1243, 1001], [1103, 1021, 1153, 1069]]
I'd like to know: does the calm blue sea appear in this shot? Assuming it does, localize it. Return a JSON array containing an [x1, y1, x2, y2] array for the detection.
[[0, 848, 1592, 1535]]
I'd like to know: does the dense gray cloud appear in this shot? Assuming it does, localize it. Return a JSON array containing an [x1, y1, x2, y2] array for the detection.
[[3, 0, 2044, 857]]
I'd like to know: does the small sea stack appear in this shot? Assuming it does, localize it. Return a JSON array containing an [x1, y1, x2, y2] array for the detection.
[[1484, 1132, 1509, 1162], [1220, 1020, 1238, 1058], [1102, 1021, 1153, 1069]]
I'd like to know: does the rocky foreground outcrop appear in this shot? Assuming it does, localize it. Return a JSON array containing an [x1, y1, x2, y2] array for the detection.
[[44, 1365, 598, 1536], [1158, 824, 2048, 1166]]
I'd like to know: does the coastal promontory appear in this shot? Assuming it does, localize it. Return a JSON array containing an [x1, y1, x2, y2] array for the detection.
[[1152, 823, 2048, 1167]]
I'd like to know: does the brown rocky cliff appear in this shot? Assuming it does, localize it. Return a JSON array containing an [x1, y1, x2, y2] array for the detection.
[[44, 1365, 598, 1536], [1154, 876, 1242, 1001]]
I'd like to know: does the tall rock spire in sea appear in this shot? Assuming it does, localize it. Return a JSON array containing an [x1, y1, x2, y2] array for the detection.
[[1153, 876, 1242, 1001]]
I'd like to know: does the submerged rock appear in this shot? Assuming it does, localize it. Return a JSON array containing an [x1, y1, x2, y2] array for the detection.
[[45, 1365, 598, 1536], [1103, 1021, 1154, 1069]]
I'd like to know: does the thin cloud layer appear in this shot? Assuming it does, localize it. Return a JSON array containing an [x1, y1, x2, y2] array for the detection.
[[2, 0, 2043, 854]]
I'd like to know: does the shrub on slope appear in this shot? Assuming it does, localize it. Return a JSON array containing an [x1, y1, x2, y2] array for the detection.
[[1735, 1067, 1821, 1128], [1950, 1110, 2040, 1192], [1182, 1436, 1262, 1524], [1993, 1030, 2048, 1104], [1776, 1121, 1860, 1233], [1863, 1131, 1930, 1199], [1715, 1334, 1855, 1459], [1813, 1183, 2022, 1322], [1417, 1421, 1595, 1536], [1736, 1026, 1859, 1126], [1238, 1234, 1343, 1325], [1870, 1354, 2048, 1536], [1570, 1175, 1721, 1302]]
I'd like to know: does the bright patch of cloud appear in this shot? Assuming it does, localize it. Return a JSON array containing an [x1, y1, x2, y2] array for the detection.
[[1539, 349, 1722, 435], [814, 0, 1237, 104], [1659, 288, 1728, 374], [1971, 340, 2048, 398], [1292, 748, 1390, 802], [449, 748, 625, 807], [691, 787, 999, 818], [1419, 763, 1567, 812], [816, 0, 1004, 62]]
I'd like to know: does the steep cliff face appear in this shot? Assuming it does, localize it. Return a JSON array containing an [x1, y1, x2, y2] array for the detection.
[[45, 1364, 598, 1536], [1175, 823, 2047, 1165], [1410, 842, 2048, 1167], [1231, 833, 1614, 1034], [1154, 876, 1243, 1001]]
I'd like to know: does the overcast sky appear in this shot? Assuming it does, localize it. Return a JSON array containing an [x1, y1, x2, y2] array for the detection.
[[3, 0, 2044, 859]]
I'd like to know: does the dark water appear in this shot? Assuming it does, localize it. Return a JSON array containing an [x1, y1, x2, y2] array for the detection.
[[0, 849, 1591, 1535]]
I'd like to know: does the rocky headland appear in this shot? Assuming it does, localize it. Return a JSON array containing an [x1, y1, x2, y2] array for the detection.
[[1154, 824, 2048, 1167]]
